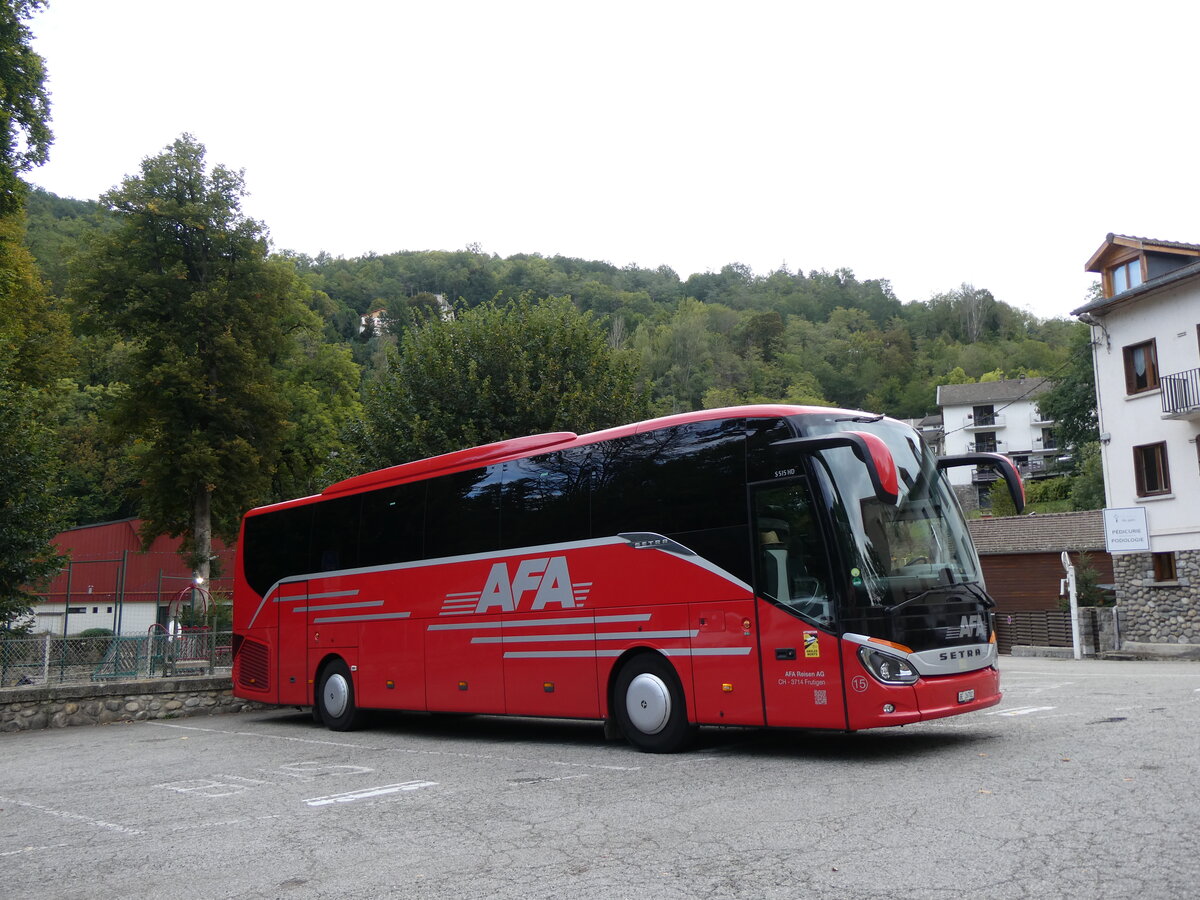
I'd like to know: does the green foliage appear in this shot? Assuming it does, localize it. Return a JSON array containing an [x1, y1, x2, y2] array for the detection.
[[0, 208, 71, 627], [1035, 325, 1098, 463], [1025, 476, 1072, 504], [23, 187, 105, 298], [1069, 442, 1106, 510], [178, 595, 232, 629], [1063, 551, 1113, 608], [0, 366, 69, 626], [352, 295, 649, 469], [68, 135, 333, 557], [0, 1, 51, 217], [985, 479, 1018, 517], [0, 212, 71, 386]]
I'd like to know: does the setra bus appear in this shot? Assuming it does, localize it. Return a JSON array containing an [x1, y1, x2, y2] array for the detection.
[[231, 405, 1023, 752]]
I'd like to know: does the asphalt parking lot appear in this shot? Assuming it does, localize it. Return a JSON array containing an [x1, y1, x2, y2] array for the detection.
[[3, 656, 1198, 900]]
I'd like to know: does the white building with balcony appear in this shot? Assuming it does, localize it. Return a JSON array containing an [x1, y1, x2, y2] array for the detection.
[[1073, 233, 1200, 652], [936, 378, 1058, 511]]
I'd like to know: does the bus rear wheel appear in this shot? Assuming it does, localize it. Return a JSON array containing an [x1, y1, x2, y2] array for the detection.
[[316, 659, 362, 731], [613, 652, 694, 753]]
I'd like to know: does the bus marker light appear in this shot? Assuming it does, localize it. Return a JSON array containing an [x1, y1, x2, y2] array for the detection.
[[742, 618, 752, 634], [386, 680, 395, 690], [458, 681, 469, 691], [544, 682, 555, 693], [868, 637, 914, 654], [722, 683, 734, 693]]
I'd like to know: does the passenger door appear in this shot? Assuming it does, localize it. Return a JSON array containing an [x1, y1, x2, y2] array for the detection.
[[752, 479, 847, 729]]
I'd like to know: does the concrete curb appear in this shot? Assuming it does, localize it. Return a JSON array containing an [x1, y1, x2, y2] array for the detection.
[[1008, 643, 1200, 661]]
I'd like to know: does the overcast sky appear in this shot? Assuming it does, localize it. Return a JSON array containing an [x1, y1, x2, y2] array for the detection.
[[26, 1, 1200, 320]]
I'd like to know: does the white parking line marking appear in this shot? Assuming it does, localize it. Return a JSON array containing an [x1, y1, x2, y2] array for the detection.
[[148, 720, 642, 772], [986, 706, 1056, 717], [304, 781, 438, 807], [0, 844, 69, 858], [166, 815, 282, 833], [0, 795, 144, 835]]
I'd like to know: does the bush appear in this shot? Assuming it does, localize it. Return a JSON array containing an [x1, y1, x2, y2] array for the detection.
[[1025, 476, 1072, 503]]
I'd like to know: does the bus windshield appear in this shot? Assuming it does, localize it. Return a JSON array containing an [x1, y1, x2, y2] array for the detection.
[[802, 415, 981, 608]]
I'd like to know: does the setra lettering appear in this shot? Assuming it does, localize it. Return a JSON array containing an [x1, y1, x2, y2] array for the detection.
[[938, 648, 984, 661]]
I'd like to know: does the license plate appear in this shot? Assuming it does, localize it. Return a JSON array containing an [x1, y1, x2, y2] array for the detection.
[[957, 689, 975, 703]]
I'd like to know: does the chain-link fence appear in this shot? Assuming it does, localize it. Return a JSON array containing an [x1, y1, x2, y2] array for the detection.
[[0, 630, 234, 688]]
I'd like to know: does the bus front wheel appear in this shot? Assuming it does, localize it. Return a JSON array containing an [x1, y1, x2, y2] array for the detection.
[[316, 659, 362, 731], [613, 653, 694, 753]]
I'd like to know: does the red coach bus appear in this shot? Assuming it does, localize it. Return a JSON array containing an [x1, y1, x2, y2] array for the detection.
[[232, 405, 1022, 752]]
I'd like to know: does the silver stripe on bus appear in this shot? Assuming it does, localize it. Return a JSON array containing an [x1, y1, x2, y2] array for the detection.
[[271, 589, 362, 605], [501, 647, 753, 659], [292, 600, 383, 613], [311, 612, 413, 624], [471, 629, 698, 644], [504, 650, 624, 659], [428, 614, 651, 631]]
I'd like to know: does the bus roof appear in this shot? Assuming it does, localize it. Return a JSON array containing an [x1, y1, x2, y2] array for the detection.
[[253, 404, 863, 515]]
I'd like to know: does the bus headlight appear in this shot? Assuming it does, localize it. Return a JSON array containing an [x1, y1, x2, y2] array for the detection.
[[858, 647, 919, 685]]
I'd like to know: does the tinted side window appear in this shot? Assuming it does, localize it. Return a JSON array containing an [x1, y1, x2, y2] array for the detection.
[[359, 481, 427, 568], [591, 434, 656, 536], [747, 416, 797, 481], [501, 448, 591, 549], [309, 494, 362, 574], [425, 465, 503, 559], [242, 504, 314, 596], [592, 419, 747, 535]]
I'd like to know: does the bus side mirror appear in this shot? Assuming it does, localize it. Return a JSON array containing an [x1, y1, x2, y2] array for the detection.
[[773, 431, 899, 505], [937, 452, 1026, 513]]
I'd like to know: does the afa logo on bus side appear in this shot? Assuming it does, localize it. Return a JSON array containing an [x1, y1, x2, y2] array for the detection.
[[475, 556, 578, 612]]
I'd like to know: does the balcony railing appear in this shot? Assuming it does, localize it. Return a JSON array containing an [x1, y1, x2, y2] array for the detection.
[[964, 414, 1005, 430], [1161, 368, 1200, 421], [971, 440, 999, 453]]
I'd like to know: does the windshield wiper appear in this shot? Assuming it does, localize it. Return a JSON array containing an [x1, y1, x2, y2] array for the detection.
[[887, 580, 994, 612], [961, 581, 996, 609]]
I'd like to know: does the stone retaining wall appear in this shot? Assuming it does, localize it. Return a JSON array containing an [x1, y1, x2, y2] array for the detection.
[[0, 676, 264, 733]]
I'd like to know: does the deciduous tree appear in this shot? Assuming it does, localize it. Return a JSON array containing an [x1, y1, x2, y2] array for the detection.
[[0, 0, 51, 217], [353, 295, 648, 468], [70, 135, 325, 585]]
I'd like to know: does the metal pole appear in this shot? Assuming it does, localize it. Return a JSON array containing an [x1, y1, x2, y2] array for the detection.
[[115, 549, 128, 635], [1061, 551, 1082, 660], [62, 560, 73, 638]]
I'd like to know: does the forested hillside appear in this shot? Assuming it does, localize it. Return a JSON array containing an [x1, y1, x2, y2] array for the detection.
[[281, 243, 1080, 418], [28, 189, 1080, 414], [22, 185, 1086, 531]]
